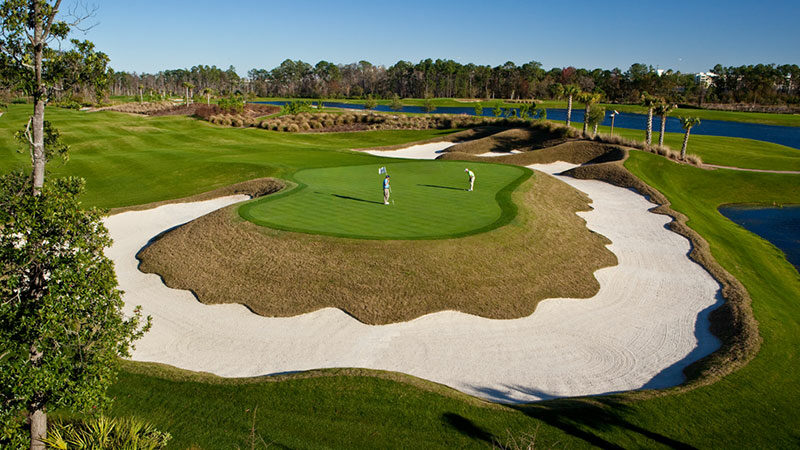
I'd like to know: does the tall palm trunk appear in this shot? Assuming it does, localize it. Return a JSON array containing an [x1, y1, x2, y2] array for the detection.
[[566, 95, 573, 127], [646, 108, 653, 145], [681, 128, 692, 159], [582, 103, 590, 135], [593, 122, 599, 137], [659, 114, 667, 147]]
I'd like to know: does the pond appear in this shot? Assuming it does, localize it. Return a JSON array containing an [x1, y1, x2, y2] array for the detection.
[[719, 205, 800, 271], [254, 101, 800, 150]]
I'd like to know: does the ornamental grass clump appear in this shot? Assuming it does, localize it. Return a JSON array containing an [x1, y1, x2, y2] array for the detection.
[[40, 416, 171, 449]]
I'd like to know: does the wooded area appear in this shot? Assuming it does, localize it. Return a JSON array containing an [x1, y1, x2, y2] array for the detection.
[[106, 60, 800, 108]]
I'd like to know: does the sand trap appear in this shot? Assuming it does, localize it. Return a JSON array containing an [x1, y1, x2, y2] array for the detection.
[[478, 150, 523, 157], [362, 142, 454, 159], [107, 150, 722, 404]]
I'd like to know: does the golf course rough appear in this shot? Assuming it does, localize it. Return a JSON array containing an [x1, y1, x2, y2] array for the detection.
[[238, 160, 531, 239]]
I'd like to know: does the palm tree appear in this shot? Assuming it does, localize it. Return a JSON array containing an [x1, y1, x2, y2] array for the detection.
[[586, 105, 606, 137], [183, 82, 195, 105], [202, 88, 214, 105], [679, 117, 701, 159], [577, 91, 603, 135], [138, 85, 144, 103], [640, 92, 660, 146], [654, 101, 677, 147], [563, 84, 581, 127]]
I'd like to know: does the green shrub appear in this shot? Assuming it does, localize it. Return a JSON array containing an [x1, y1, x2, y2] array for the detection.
[[52, 99, 82, 110], [364, 94, 378, 110], [282, 100, 310, 115], [218, 96, 245, 114], [41, 416, 171, 449]]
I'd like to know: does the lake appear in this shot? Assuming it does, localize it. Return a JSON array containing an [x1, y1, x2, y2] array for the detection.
[[719, 205, 800, 271], [255, 101, 800, 150]]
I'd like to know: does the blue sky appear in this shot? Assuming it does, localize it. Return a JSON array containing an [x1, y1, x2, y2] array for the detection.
[[71, 0, 799, 75]]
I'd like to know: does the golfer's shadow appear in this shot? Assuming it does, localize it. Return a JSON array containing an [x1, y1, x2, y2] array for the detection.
[[418, 184, 466, 191], [329, 193, 385, 205]]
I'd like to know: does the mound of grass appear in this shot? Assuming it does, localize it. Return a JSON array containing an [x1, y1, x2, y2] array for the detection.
[[138, 170, 615, 324], [239, 161, 528, 239]]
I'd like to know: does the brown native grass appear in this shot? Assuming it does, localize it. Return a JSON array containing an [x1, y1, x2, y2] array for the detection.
[[136, 172, 617, 325]]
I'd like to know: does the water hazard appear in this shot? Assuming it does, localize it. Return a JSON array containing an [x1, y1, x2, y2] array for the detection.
[[255, 101, 800, 150], [719, 205, 800, 271]]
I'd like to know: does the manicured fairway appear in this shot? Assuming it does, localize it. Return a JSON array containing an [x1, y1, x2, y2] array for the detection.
[[239, 161, 529, 239], [0, 105, 455, 208]]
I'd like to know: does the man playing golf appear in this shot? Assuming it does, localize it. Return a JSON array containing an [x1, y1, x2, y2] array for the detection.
[[465, 168, 475, 191], [383, 174, 391, 204]]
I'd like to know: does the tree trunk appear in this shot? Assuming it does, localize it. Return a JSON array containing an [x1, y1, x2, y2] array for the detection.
[[206, 94, 210, 105], [566, 95, 573, 127], [659, 114, 667, 147], [582, 104, 589, 135], [31, 4, 46, 195], [29, 407, 46, 450], [681, 128, 691, 159], [593, 122, 599, 137], [646, 108, 653, 145], [185, 87, 189, 105]]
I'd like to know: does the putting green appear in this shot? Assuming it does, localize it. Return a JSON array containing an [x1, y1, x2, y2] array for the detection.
[[239, 160, 530, 239]]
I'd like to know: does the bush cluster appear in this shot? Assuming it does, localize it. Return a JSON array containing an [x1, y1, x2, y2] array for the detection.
[[255, 111, 539, 133], [591, 133, 703, 166], [102, 101, 179, 115]]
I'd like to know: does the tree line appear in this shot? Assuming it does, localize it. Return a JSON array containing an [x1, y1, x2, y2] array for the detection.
[[108, 59, 800, 107]]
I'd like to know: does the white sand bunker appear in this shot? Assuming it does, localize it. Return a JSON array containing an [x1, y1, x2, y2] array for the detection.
[[106, 159, 722, 403], [362, 142, 454, 159]]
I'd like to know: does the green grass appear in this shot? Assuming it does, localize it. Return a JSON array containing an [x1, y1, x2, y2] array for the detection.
[[3, 104, 800, 447], [0, 105, 454, 208], [239, 161, 528, 239]]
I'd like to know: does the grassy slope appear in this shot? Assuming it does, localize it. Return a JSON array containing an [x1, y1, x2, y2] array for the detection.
[[137, 172, 614, 324], [239, 161, 527, 239], [3, 105, 797, 447], [0, 105, 453, 208]]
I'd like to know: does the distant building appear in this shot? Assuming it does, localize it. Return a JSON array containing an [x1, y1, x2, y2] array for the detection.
[[656, 69, 666, 77], [695, 72, 717, 87]]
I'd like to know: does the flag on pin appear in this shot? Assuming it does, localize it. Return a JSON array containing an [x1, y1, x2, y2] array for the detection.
[[378, 166, 387, 175]]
